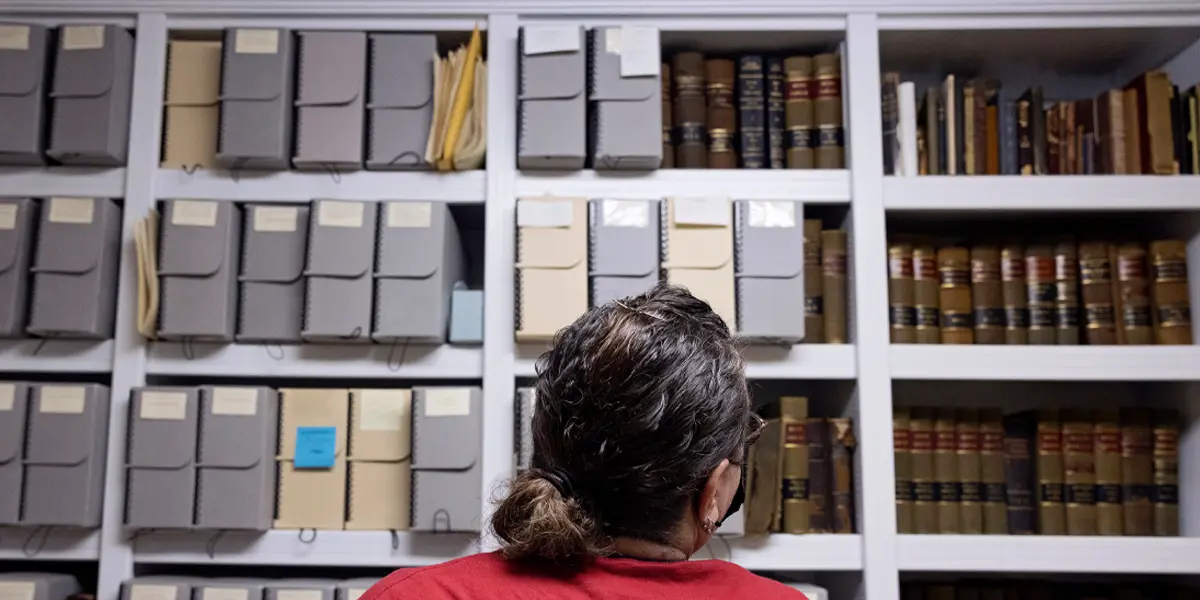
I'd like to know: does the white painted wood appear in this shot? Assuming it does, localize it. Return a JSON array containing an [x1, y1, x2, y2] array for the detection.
[[700, 535, 864, 571], [156, 170, 486, 203], [515, 170, 852, 202], [0, 529, 102, 561], [885, 177, 1200, 211], [891, 345, 1200, 381], [0, 167, 126, 198], [130, 530, 479, 567], [516, 345, 858, 379], [145, 343, 483, 379], [0, 340, 114, 373], [897, 535, 1200, 573]]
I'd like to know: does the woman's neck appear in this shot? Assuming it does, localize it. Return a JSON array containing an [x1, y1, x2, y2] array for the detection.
[[611, 537, 689, 562]]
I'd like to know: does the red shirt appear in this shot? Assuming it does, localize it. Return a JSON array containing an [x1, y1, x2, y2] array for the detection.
[[362, 552, 808, 600]]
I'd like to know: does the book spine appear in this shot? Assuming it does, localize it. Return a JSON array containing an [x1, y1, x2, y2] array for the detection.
[[806, 418, 831, 533], [934, 408, 960, 533], [784, 56, 815, 169], [1094, 408, 1123, 535], [1080, 242, 1118, 345], [1065, 102, 1078, 174], [780, 396, 810, 534], [1153, 410, 1179, 536], [1001, 244, 1029, 344], [964, 84, 977, 175], [830, 417, 856, 533], [911, 408, 938, 533], [1120, 408, 1155, 536], [1003, 411, 1037, 534], [954, 76, 966, 174], [1017, 95, 1033, 174], [766, 57, 786, 169], [938, 246, 974, 344], [661, 63, 674, 168], [1111, 91, 1128, 174], [882, 73, 900, 175], [1124, 87, 1142, 174], [814, 53, 843, 169], [1063, 410, 1098, 535], [1117, 243, 1154, 344], [804, 219, 824, 342], [737, 55, 767, 169], [822, 229, 848, 344], [1002, 99, 1018, 175], [894, 406, 915, 533], [1054, 241, 1080, 345], [937, 89, 948, 174], [1146, 71, 1176, 174], [1047, 103, 1061, 174], [1025, 245, 1057, 345], [971, 245, 1005, 345], [980, 409, 1008, 534], [1110, 244, 1128, 345], [671, 52, 708, 168], [1036, 409, 1066, 535], [1031, 87, 1048, 174], [889, 242, 916, 343], [983, 80, 999, 174], [956, 408, 984, 534], [1149, 240, 1192, 345], [925, 89, 941, 175], [705, 59, 738, 169], [913, 245, 941, 344], [899, 82, 919, 176]]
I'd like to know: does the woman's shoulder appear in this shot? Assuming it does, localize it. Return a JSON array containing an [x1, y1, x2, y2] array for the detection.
[[360, 553, 511, 600]]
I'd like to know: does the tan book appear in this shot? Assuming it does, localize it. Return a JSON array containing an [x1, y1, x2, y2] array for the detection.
[[971, 245, 1005, 344], [1123, 87, 1143, 174], [804, 219, 824, 343], [1149, 240, 1192, 345], [889, 242, 916, 343], [938, 247, 973, 344], [1054, 241, 1080, 345], [813, 54, 844, 169], [1109, 244, 1128, 344], [910, 407, 937, 533], [1001, 244, 1029, 345], [784, 56, 815, 169], [913, 245, 941, 344], [964, 84, 977, 174], [1117, 243, 1154, 344], [806, 417, 832, 533], [1152, 409, 1179, 536], [1025, 244, 1057, 345], [822, 230, 848, 344], [1125, 70, 1176, 174], [1094, 408, 1123, 535], [830, 417, 856, 533], [1062, 409, 1097, 535], [1120, 408, 1154, 535], [934, 408, 960, 533], [780, 396, 811, 533], [745, 416, 783, 534], [1035, 409, 1066, 535], [894, 407, 914, 533], [956, 408, 984, 534], [1079, 242, 1117, 345], [979, 409, 1007, 533]]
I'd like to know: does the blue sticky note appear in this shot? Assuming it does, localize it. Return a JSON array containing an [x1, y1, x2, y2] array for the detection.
[[294, 426, 337, 468]]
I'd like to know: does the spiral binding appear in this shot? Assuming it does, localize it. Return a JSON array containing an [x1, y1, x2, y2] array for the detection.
[[733, 201, 747, 333], [301, 206, 317, 338], [236, 208, 253, 339], [217, 32, 233, 158], [586, 30, 599, 168], [123, 389, 141, 525], [194, 388, 208, 527], [513, 214, 524, 334], [294, 33, 310, 163], [659, 199, 670, 283], [586, 200, 598, 307], [410, 388, 422, 528], [274, 390, 291, 525]]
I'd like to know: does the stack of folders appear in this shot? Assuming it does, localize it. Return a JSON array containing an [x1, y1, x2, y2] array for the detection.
[[0, 382, 110, 528], [123, 578, 382, 600]]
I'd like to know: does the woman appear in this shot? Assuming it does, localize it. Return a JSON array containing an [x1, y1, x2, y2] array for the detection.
[[364, 285, 807, 599]]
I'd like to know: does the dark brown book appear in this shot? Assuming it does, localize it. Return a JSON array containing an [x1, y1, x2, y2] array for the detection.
[[745, 417, 783, 533], [1025, 244, 1057, 345], [1047, 103, 1061, 174], [1125, 70, 1176, 174], [1109, 244, 1128, 345], [766, 57, 786, 169], [934, 408, 960, 533], [938, 246, 973, 344], [914, 245, 941, 344], [736, 55, 766, 169], [1054, 241, 1080, 345], [1152, 410, 1179, 536], [975, 80, 990, 175], [1001, 244, 1029, 344], [925, 88, 941, 175], [814, 53, 843, 169], [1149, 240, 1192, 345], [822, 229, 848, 344], [911, 407, 937, 533], [1123, 87, 1143, 174], [1079, 242, 1117, 345], [1029, 87, 1048, 174], [971, 245, 1005, 344], [882, 73, 900, 175], [956, 408, 984, 534], [780, 396, 810, 534], [806, 417, 831, 533], [1117, 243, 1153, 344], [890, 242, 916, 343], [1003, 411, 1037, 534], [1016, 93, 1034, 174], [671, 52, 707, 168], [803, 219, 824, 342], [1096, 90, 1126, 174], [1064, 102, 1078, 174], [980, 409, 1007, 534], [830, 417, 856, 533], [660, 63, 674, 168], [1077, 98, 1095, 173], [927, 585, 954, 600], [894, 406, 915, 533], [1120, 407, 1154, 535], [784, 56, 815, 169], [1094, 408, 1123, 535], [980, 79, 999, 175], [1062, 409, 1097, 535], [705, 59, 737, 169], [1036, 409, 1066, 535]]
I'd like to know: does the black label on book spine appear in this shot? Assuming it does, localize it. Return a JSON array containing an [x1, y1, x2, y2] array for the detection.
[[806, 296, 823, 316], [941, 311, 973, 330], [1056, 306, 1080, 327], [1005, 307, 1030, 328], [890, 305, 917, 327], [1085, 304, 1116, 328], [817, 126, 844, 148], [707, 129, 735, 154], [1006, 488, 1033, 508], [787, 127, 813, 149], [983, 482, 1007, 504], [1039, 483, 1065, 503], [916, 306, 940, 328], [1095, 484, 1123, 504], [914, 481, 936, 502], [675, 122, 706, 145], [1030, 307, 1055, 328], [1152, 484, 1179, 505], [1158, 305, 1192, 327], [783, 477, 810, 500], [975, 308, 1006, 328], [1123, 306, 1152, 328], [1029, 282, 1056, 303], [935, 482, 961, 503], [1124, 483, 1153, 502], [895, 479, 914, 501], [1066, 484, 1096, 505], [960, 482, 983, 503]]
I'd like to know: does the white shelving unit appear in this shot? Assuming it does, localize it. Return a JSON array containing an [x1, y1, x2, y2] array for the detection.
[[1, 4, 1199, 600]]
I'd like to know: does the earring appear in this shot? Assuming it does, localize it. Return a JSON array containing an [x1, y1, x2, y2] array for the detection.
[[702, 519, 716, 535]]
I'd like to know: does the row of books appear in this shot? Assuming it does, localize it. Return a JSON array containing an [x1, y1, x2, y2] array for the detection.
[[902, 580, 1195, 600], [744, 398, 857, 534], [882, 69, 1200, 176], [894, 407, 1179, 536], [662, 52, 844, 169], [887, 239, 1193, 345]]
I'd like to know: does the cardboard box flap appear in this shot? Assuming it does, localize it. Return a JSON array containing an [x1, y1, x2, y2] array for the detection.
[[127, 388, 198, 469], [367, 34, 434, 110], [411, 387, 481, 471], [25, 385, 105, 466], [31, 198, 111, 275], [375, 202, 450, 278], [735, 200, 804, 278], [220, 28, 290, 102], [158, 200, 234, 277], [0, 383, 27, 464], [519, 26, 585, 101], [348, 389, 411, 462], [516, 198, 586, 269], [0, 199, 31, 275], [277, 388, 348, 460], [165, 40, 222, 106], [51, 26, 122, 99], [304, 200, 374, 278], [294, 32, 365, 107], [198, 386, 277, 469], [0, 28, 44, 97]]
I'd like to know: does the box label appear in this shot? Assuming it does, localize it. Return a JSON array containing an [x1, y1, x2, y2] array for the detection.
[[0, 25, 30, 50], [359, 389, 408, 431], [49, 197, 94, 224], [318, 201, 364, 228], [254, 206, 298, 232], [747, 200, 796, 228], [212, 387, 259, 416], [522, 25, 580, 55], [601, 199, 648, 228], [0, 384, 13, 411], [0, 582, 36, 600], [0, 204, 16, 229], [423, 388, 471, 417], [673, 197, 729, 227], [517, 200, 573, 228], [235, 29, 279, 54], [294, 426, 338, 468], [39, 385, 86, 414], [277, 591, 321, 600], [618, 26, 659, 78], [62, 25, 105, 50], [140, 391, 188, 420], [131, 585, 178, 600], [387, 202, 432, 228], [172, 200, 218, 227]]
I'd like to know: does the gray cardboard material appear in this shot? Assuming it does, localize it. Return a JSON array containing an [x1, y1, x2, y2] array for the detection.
[[218, 28, 294, 170], [588, 198, 659, 306], [293, 31, 366, 170], [0, 382, 29, 524], [0, 573, 81, 600], [264, 580, 337, 600], [47, 25, 134, 166], [158, 200, 241, 342], [517, 26, 586, 170], [734, 200, 806, 342], [125, 387, 199, 529], [410, 387, 482, 532], [22, 383, 110, 527], [196, 386, 278, 531], [448, 285, 483, 345], [366, 34, 436, 170], [238, 205, 309, 343], [303, 200, 375, 342], [372, 202, 464, 343], [588, 27, 661, 170], [0, 198, 37, 337], [0, 24, 52, 165]]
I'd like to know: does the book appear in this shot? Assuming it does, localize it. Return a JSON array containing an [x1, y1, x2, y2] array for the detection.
[[1001, 244, 1029, 344], [1110, 244, 1128, 345], [1036, 409, 1066, 535], [971, 245, 1005, 345], [925, 88, 941, 175], [979, 409, 1007, 534], [671, 52, 707, 168], [1025, 244, 1057, 345], [1094, 408, 1123, 535], [911, 407, 937, 533], [1116, 243, 1153, 344], [736, 55, 766, 169], [894, 406, 914, 533], [899, 82, 919, 176], [1120, 408, 1154, 536], [804, 219, 824, 343], [822, 229, 848, 344], [956, 408, 983, 534], [784, 55, 815, 169], [964, 83, 976, 175], [1001, 99, 1018, 175], [1064, 103, 1077, 174], [660, 63, 674, 168], [934, 408, 960, 533], [745, 416, 783, 534], [1030, 87, 1047, 174], [814, 54, 843, 169], [766, 57, 786, 169], [1062, 409, 1097, 535], [981, 79, 1000, 174], [1003, 411, 1036, 534], [830, 417, 856, 533], [1077, 98, 1095, 174], [1152, 410, 1179, 536], [1175, 84, 1192, 174], [1125, 70, 1175, 174], [1097, 90, 1126, 174], [780, 396, 810, 533], [1079, 242, 1117, 345], [806, 417, 831, 533], [705, 59, 738, 169], [1054, 241, 1080, 345], [1046, 102, 1061, 174], [944, 75, 959, 175], [882, 73, 900, 175], [889, 242, 916, 343], [1016, 93, 1034, 174], [1149, 240, 1192, 345], [1123, 87, 1143, 174], [937, 86, 948, 174], [938, 247, 973, 344], [913, 245, 941, 344]]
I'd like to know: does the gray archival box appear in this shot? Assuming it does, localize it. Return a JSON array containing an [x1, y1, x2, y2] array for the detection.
[[238, 204, 310, 343], [372, 202, 465, 343], [158, 200, 241, 342], [303, 200, 376, 342], [367, 34, 436, 170], [196, 387, 279, 530], [293, 31, 366, 170], [734, 200, 806, 342], [588, 27, 663, 170], [0, 24, 52, 165], [125, 387, 199, 529], [23, 383, 110, 527], [0, 382, 30, 524], [410, 387, 483, 532], [218, 28, 294, 170], [47, 25, 134, 165], [0, 198, 37, 337], [588, 199, 661, 307], [517, 26, 587, 170]]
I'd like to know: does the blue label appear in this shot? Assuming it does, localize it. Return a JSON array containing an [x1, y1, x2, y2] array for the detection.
[[294, 426, 338, 469]]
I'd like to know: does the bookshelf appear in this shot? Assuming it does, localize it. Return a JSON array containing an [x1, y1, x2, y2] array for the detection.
[[0, 4, 1197, 600]]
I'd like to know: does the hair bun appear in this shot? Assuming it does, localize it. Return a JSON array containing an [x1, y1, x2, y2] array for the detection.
[[491, 471, 610, 567]]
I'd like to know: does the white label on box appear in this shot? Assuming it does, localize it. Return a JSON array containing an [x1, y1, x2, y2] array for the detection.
[[131, 584, 178, 600], [318, 200, 364, 228], [0, 582, 36, 600], [254, 206, 298, 232], [62, 25, 105, 50], [359, 389, 408, 431], [517, 200, 573, 228], [673, 197, 729, 227], [522, 25, 580, 55], [0, 384, 14, 411], [39, 386, 86, 414], [601, 199, 648, 228], [605, 28, 622, 54], [387, 201, 432, 228], [235, 29, 279, 54], [348, 590, 368, 600], [618, 26, 660, 77], [211, 387, 259, 416], [0, 25, 30, 50], [277, 591, 321, 600], [0, 204, 17, 229], [747, 200, 796, 228], [140, 391, 188, 420], [203, 589, 248, 600], [423, 388, 471, 417], [171, 200, 219, 227], [49, 197, 94, 224]]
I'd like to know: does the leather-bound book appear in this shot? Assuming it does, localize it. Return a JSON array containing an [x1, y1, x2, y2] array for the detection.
[[1017, 92, 1034, 174], [890, 242, 916, 343], [883, 73, 900, 175], [1110, 244, 1128, 344], [1003, 411, 1037, 534], [705, 59, 737, 169], [1077, 98, 1095, 174], [980, 79, 999, 175], [894, 406, 915, 533], [804, 219, 824, 342], [737, 55, 767, 168], [1120, 407, 1154, 535], [1054, 241, 1080, 345], [1079, 242, 1117, 345], [980, 409, 1007, 534], [814, 53, 843, 169], [943, 75, 959, 175], [938, 247, 973, 344], [1030, 87, 1048, 174], [1097, 90, 1126, 174], [971, 245, 1005, 344], [911, 407, 938, 533], [964, 83, 977, 174], [925, 88, 942, 174], [1152, 409, 1179, 536], [780, 396, 810, 533], [661, 63, 674, 168], [1117, 243, 1153, 344], [1125, 70, 1176, 174], [1094, 408, 1123, 535], [784, 55, 815, 169], [1036, 409, 1066, 535], [1123, 87, 1143, 174], [934, 408, 960, 533], [913, 245, 941, 343], [822, 230, 848, 344], [830, 417, 856, 533], [1001, 244, 1029, 344], [1062, 409, 1097, 535], [806, 417, 831, 533], [745, 416, 783, 533], [1064, 103, 1078, 174], [672, 52, 707, 168], [766, 57, 786, 169], [956, 408, 984, 534], [1047, 103, 1061, 174], [1025, 244, 1057, 345], [1149, 240, 1192, 345]]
